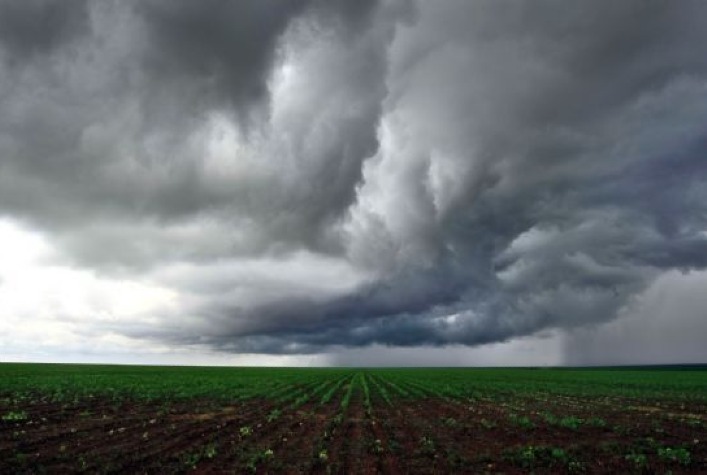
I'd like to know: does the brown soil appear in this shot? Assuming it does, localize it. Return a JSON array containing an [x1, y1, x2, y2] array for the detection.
[[1, 393, 705, 474]]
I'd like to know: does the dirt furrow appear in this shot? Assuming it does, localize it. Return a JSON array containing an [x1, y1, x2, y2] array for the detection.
[[113, 400, 277, 473], [196, 377, 346, 473]]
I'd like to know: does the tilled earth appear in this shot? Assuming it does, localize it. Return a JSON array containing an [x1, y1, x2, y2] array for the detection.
[[1, 388, 706, 474]]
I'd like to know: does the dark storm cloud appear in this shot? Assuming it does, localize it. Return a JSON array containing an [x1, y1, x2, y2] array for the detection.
[[2, 0, 707, 356], [136, 0, 310, 119], [0, 0, 389, 263], [0, 0, 89, 59]]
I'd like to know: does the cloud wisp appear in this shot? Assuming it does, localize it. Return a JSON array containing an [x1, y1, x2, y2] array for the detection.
[[1, 0, 707, 360]]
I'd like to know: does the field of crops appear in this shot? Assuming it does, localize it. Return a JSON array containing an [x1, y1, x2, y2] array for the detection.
[[1, 363, 706, 473]]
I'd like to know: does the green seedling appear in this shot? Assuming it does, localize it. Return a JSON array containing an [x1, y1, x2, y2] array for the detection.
[[559, 416, 582, 430], [625, 453, 648, 469], [587, 417, 607, 427], [204, 443, 218, 459], [517, 446, 538, 468], [267, 409, 281, 422], [2, 411, 28, 422], [657, 447, 690, 466], [510, 414, 535, 429], [480, 418, 497, 429], [183, 452, 201, 469], [551, 448, 569, 463]]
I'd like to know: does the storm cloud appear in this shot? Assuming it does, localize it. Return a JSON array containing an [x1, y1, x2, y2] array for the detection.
[[1, 0, 707, 360]]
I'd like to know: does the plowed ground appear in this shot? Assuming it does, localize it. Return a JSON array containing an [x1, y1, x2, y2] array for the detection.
[[2, 381, 706, 474]]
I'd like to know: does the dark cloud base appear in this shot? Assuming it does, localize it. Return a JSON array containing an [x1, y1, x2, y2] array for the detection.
[[1, 0, 707, 355]]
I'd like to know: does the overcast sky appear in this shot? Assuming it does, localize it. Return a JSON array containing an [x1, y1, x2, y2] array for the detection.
[[1, 0, 707, 366]]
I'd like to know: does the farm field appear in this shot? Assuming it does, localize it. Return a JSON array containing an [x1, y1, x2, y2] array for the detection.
[[1, 364, 706, 474]]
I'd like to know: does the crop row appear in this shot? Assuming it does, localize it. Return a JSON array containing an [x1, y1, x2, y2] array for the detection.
[[2, 364, 707, 405]]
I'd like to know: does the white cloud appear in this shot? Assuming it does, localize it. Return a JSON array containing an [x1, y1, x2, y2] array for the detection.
[[0, 219, 177, 361]]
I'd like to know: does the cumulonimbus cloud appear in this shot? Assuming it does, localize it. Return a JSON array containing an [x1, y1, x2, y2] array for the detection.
[[1, 0, 706, 354]]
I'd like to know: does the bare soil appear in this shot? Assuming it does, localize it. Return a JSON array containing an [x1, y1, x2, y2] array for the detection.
[[1, 393, 705, 473]]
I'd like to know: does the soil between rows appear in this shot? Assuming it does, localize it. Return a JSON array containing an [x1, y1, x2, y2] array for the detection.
[[1, 392, 706, 474]]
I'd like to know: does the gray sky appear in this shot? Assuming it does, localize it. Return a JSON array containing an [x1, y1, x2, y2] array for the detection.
[[1, 0, 707, 366]]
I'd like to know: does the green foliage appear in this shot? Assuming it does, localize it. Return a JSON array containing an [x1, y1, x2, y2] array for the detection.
[[183, 452, 201, 470], [559, 416, 582, 430], [244, 448, 274, 473], [480, 418, 497, 429], [340, 375, 357, 410], [685, 415, 702, 427], [370, 438, 384, 454], [551, 447, 569, 463], [515, 446, 539, 468], [1, 363, 702, 474], [181, 441, 219, 469], [0, 363, 355, 403], [587, 417, 607, 427], [543, 412, 559, 424], [2, 410, 28, 422], [0, 363, 705, 416], [442, 417, 457, 427], [266, 408, 281, 423], [204, 443, 218, 459], [506, 445, 579, 470], [319, 376, 347, 405], [625, 452, 648, 468], [657, 447, 691, 465], [367, 375, 393, 406], [509, 414, 535, 429], [361, 373, 373, 416]]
